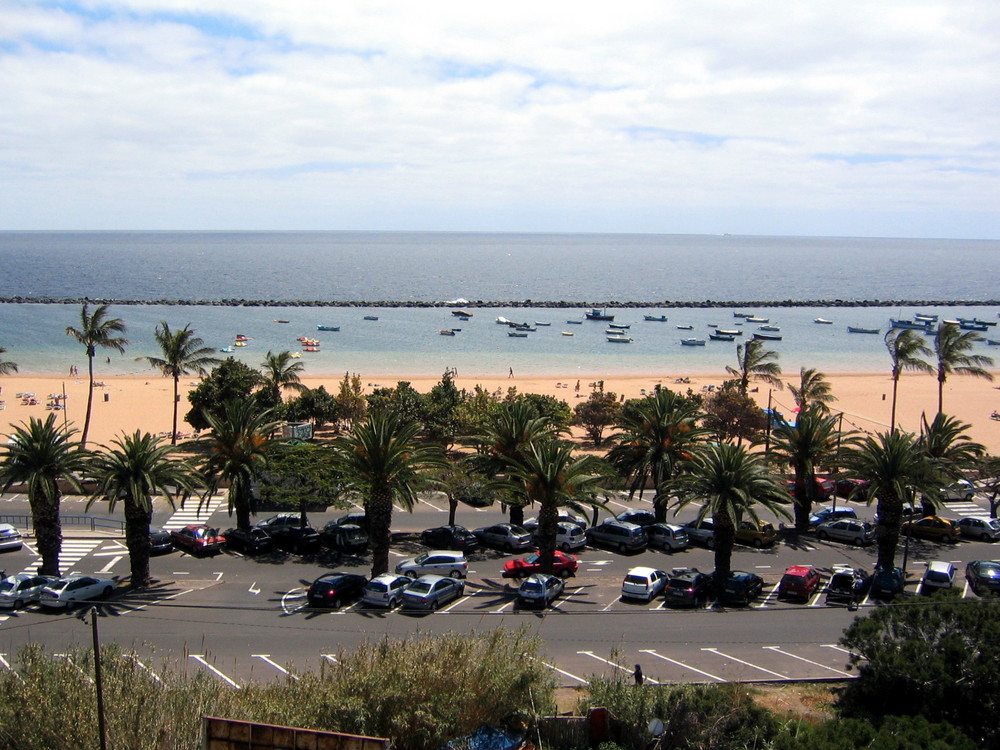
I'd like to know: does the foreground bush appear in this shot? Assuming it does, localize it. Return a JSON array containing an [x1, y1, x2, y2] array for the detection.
[[0, 627, 554, 750]]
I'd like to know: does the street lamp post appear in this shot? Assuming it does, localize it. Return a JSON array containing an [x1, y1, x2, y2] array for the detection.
[[87, 607, 108, 750]]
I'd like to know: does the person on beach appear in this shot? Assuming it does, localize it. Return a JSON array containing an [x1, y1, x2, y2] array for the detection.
[[509, 367, 513, 378]]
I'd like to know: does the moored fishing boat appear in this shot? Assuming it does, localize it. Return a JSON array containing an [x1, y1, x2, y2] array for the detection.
[[715, 328, 741, 336], [497, 316, 513, 325], [733, 312, 752, 318], [535, 321, 551, 326], [508, 331, 528, 338], [606, 334, 633, 343], [890, 318, 933, 330], [847, 326, 880, 334], [709, 333, 734, 341], [561, 331, 574, 336], [753, 332, 782, 341], [676, 324, 693, 330], [585, 308, 615, 321], [758, 325, 780, 332], [814, 318, 833, 324], [316, 325, 340, 331], [363, 315, 379, 321], [608, 322, 630, 329], [681, 338, 706, 346], [439, 329, 456, 336], [644, 314, 668, 322], [452, 310, 473, 317], [566, 319, 583, 325], [745, 316, 769, 323]]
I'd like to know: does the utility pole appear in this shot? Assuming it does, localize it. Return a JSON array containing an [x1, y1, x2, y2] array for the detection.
[[88, 607, 108, 750]]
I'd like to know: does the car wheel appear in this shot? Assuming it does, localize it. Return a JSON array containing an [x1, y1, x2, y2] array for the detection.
[[706, 538, 715, 549], [983, 533, 993, 542], [103, 586, 113, 598], [560, 543, 571, 553], [817, 531, 828, 541], [432, 598, 441, 611], [405, 571, 417, 579], [505, 542, 515, 552], [752, 538, 763, 548], [559, 569, 572, 579], [852, 537, 864, 547], [617, 543, 627, 553], [388, 597, 398, 609], [14, 598, 24, 609], [450, 569, 464, 579], [331, 598, 341, 610]]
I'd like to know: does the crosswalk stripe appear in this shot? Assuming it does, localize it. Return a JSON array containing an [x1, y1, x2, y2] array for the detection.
[[162, 497, 226, 530]]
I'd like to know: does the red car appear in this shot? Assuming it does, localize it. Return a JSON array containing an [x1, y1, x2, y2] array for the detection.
[[502, 550, 579, 579], [785, 478, 835, 501], [170, 524, 226, 555], [777, 565, 822, 600]]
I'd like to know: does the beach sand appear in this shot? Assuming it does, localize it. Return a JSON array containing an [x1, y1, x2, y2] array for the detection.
[[1, 371, 998, 455]]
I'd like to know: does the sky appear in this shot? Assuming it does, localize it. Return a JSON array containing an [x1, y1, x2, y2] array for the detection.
[[1, 1, 999, 238]]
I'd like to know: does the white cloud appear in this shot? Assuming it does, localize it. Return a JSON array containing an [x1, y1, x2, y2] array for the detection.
[[0, 0, 998, 236]]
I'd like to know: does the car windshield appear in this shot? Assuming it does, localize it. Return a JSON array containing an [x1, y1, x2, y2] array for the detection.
[[0, 581, 15, 593], [48, 580, 70, 592], [510, 526, 528, 535], [781, 574, 803, 586], [408, 582, 432, 594], [829, 574, 853, 588], [669, 577, 693, 588], [926, 571, 951, 582], [414, 553, 429, 564], [624, 575, 649, 585], [367, 582, 387, 592], [521, 582, 543, 593], [524, 554, 541, 564]]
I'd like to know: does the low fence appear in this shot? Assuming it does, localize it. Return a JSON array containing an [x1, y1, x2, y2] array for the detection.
[[0, 514, 125, 534]]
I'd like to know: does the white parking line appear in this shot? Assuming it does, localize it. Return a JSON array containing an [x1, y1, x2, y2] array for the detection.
[[639, 649, 723, 683], [322, 654, 339, 665], [0, 653, 11, 671], [492, 600, 515, 614], [807, 585, 826, 607], [98, 555, 123, 573], [252, 654, 298, 680], [533, 657, 588, 685], [578, 651, 660, 685], [755, 583, 781, 608], [442, 595, 471, 613], [763, 647, 851, 676], [190, 655, 241, 688], [418, 497, 445, 512], [821, 644, 853, 655], [127, 654, 163, 683], [701, 648, 786, 679]]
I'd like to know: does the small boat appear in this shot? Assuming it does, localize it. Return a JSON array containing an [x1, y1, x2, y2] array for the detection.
[[508, 331, 528, 338], [709, 333, 734, 342], [986, 339, 1000, 346], [452, 310, 473, 317], [715, 328, 741, 336], [454, 314, 471, 321], [585, 308, 615, 321], [235, 334, 249, 341], [561, 331, 574, 336], [890, 318, 933, 330], [959, 320, 989, 331], [234, 341, 247, 347], [814, 318, 833, 324], [220, 346, 234, 353], [605, 329, 623, 335], [515, 325, 537, 332], [753, 332, 782, 341], [606, 335, 633, 343], [914, 313, 938, 322], [274, 319, 290, 324], [566, 319, 584, 325], [303, 347, 320, 352], [758, 325, 781, 332], [676, 324, 693, 330], [733, 312, 752, 318], [848, 326, 880, 334], [440, 329, 456, 336], [745, 316, 769, 323], [364, 315, 379, 321], [608, 323, 631, 330], [316, 325, 340, 332], [644, 314, 668, 322], [451, 327, 462, 332], [707, 324, 717, 328], [535, 321, 551, 327], [497, 316, 513, 325], [289, 351, 302, 358], [681, 338, 706, 346]]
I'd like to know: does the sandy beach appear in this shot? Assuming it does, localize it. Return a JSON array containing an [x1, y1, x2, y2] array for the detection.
[[2, 369, 999, 455]]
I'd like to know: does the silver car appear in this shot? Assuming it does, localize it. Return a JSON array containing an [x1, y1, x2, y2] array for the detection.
[[528, 520, 587, 552], [682, 518, 716, 547], [399, 575, 465, 610], [517, 573, 564, 608], [815, 518, 876, 546], [956, 517, 1000, 542], [0, 574, 56, 609], [473, 524, 533, 552], [395, 550, 468, 579], [647, 523, 689, 551], [362, 574, 412, 608], [0, 523, 23, 552]]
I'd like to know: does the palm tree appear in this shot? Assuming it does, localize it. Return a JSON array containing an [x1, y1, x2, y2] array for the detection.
[[259, 350, 307, 407], [87, 431, 202, 587], [933, 323, 994, 416], [334, 412, 447, 577], [918, 413, 984, 512], [0, 346, 17, 375], [140, 322, 220, 445], [200, 398, 280, 531], [841, 430, 940, 570], [788, 367, 836, 414], [672, 443, 791, 596], [0, 415, 88, 575], [606, 389, 706, 523], [883, 328, 932, 431], [770, 406, 843, 531], [726, 338, 783, 396], [65, 302, 129, 447], [504, 440, 606, 574]]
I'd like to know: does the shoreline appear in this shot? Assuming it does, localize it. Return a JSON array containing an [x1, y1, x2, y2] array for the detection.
[[3, 370, 999, 455]]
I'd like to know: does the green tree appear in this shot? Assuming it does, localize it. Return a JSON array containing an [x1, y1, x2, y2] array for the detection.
[[434, 462, 495, 526], [701, 383, 769, 444], [335, 372, 367, 425], [607, 389, 706, 523], [841, 430, 940, 569], [0, 415, 88, 575], [773, 715, 977, 750], [286, 385, 339, 428], [141, 322, 221, 444], [333, 413, 447, 577], [423, 370, 467, 447], [672, 443, 790, 595], [258, 350, 307, 408], [65, 302, 128, 447], [366, 381, 425, 425], [200, 398, 280, 531], [258, 443, 347, 525], [504, 440, 606, 574], [573, 391, 622, 446], [788, 367, 836, 413], [504, 390, 573, 430], [726, 338, 783, 396], [185, 358, 260, 431], [933, 323, 994, 416], [883, 328, 932, 431], [0, 345, 17, 375], [86, 431, 201, 587], [771, 406, 843, 531], [917, 413, 984, 513]]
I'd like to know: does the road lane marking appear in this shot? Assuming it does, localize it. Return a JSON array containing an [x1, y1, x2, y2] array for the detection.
[[213, 572, 223, 581], [127, 654, 163, 683], [639, 649, 722, 682], [98, 555, 123, 573], [821, 644, 852, 655], [755, 583, 781, 608], [418, 497, 445, 512], [442, 595, 470, 613], [763, 647, 851, 676], [248, 582, 261, 595], [700, 648, 786, 679], [190, 655, 241, 688], [492, 600, 515, 614], [532, 657, 587, 684], [578, 651, 660, 684], [322, 654, 339, 664], [280, 588, 307, 615], [252, 654, 298, 680]]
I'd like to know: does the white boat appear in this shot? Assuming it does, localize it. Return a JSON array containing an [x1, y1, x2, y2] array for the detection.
[[220, 346, 235, 353], [607, 335, 633, 343], [607, 323, 631, 329], [681, 338, 706, 346], [848, 326, 880, 334], [452, 310, 473, 317], [890, 318, 933, 330], [644, 314, 668, 322], [535, 321, 551, 326], [745, 316, 769, 323], [733, 312, 752, 318], [715, 328, 741, 336], [497, 316, 512, 325], [758, 325, 781, 332], [676, 324, 693, 330], [814, 318, 833, 324]]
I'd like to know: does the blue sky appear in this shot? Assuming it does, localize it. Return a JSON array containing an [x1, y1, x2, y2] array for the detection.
[[1, 1, 998, 238]]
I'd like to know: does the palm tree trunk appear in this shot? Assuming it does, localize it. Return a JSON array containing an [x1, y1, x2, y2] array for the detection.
[[793, 470, 815, 532], [653, 491, 669, 524], [171, 373, 180, 445], [369, 487, 392, 577], [30, 491, 62, 576], [233, 483, 252, 531], [81, 350, 95, 447], [124, 500, 153, 587], [448, 497, 457, 526], [508, 502, 525, 528], [537, 500, 559, 574], [889, 371, 899, 432], [874, 495, 901, 569], [937, 371, 945, 416], [712, 520, 735, 599]]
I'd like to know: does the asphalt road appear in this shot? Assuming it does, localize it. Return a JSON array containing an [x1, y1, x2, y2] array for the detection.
[[0, 489, 995, 688]]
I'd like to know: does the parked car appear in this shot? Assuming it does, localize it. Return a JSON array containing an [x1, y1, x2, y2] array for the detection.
[[38, 575, 117, 609], [223, 527, 273, 555], [306, 572, 368, 609], [530, 521, 587, 552], [503, 550, 578, 579], [0, 523, 24, 552], [735, 520, 777, 548], [825, 566, 871, 604], [320, 522, 369, 552], [921, 561, 956, 593], [956, 517, 1000, 542], [362, 574, 413, 609], [395, 550, 468, 579], [903, 516, 960, 543], [718, 570, 764, 606], [834, 478, 869, 500], [965, 560, 1000, 596], [335, 512, 369, 531], [585, 520, 648, 553], [255, 513, 304, 534], [940, 479, 977, 501], [682, 518, 716, 548], [621, 567, 669, 602], [815, 518, 876, 546], [664, 568, 713, 607], [420, 525, 479, 552], [808, 506, 858, 528], [527, 510, 588, 530], [877, 504, 922, 524], [170, 525, 225, 555], [256, 515, 321, 553], [785, 477, 835, 502], [777, 565, 822, 601], [148, 529, 174, 554], [646, 523, 689, 551], [517, 573, 565, 608], [871, 565, 906, 599], [0, 574, 57, 609], [400, 575, 465, 611], [615, 509, 657, 527], [473, 524, 533, 552]]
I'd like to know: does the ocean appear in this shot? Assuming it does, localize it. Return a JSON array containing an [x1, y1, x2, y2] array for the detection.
[[1, 231, 998, 377]]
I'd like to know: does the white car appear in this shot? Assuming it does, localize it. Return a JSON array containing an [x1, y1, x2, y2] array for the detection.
[[921, 561, 956, 593], [940, 480, 977, 501], [526, 520, 587, 552], [621, 566, 669, 602], [0, 574, 57, 609], [38, 575, 117, 609], [956, 517, 1000, 542], [362, 574, 412, 608], [0, 523, 23, 551]]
